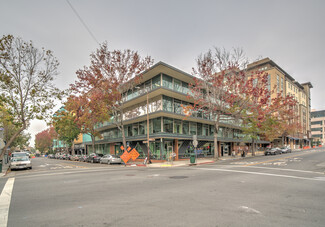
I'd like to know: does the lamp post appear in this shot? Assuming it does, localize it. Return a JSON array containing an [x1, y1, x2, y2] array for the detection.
[[136, 85, 151, 164], [146, 88, 152, 164]]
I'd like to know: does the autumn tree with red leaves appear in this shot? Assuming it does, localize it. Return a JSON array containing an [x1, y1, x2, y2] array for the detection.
[[189, 48, 253, 159], [189, 47, 298, 158], [35, 127, 57, 152], [240, 73, 298, 155], [67, 42, 153, 153]]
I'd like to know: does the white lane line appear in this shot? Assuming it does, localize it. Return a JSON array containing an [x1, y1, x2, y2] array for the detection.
[[233, 166, 325, 175], [0, 178, 15, 227], [15, 167, 121, 179], [198, 168, 325, 182]]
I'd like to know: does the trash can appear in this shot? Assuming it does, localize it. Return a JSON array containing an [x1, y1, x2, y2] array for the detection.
[[190, 153, 196, 164]]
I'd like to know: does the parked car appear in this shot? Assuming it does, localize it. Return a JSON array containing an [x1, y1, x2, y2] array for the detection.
[[265, 148, 281, 155], [100, 154, 122, 164], [70, 155, 78, 161], [87, 153, 104, 163], [79, 155, 88, 162], [47, 154, 55, 159], [11, 152, 29, 158], [10, 156, 32, 170], [280, 147, 292, 154]]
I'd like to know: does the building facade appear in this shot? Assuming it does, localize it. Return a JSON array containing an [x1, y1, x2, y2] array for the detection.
[[90, 62, 269, 160], [247, 58, 312, 149], [311, 110, 325, 145]]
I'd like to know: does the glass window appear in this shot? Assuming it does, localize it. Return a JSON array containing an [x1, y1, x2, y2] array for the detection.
[[197, 123, 202, 136], [174, 79, 182, 92], [174, 119, 182, 134], [153, 117, 161, 133], [127, 125, 132, 137], [162, 74, 173, 89], [163, 117, 173, 133], [163, 96, 173, 112], [139, 121, 145, 135], [183, 121, 189, 135], [145, 80, 151, 92], [152, 74, 161, 89], [182, 82, 189, 94], [210, 125, 215, 135], [217, 127, 224, 137], [202, 124, 209, 136], [174, 99, 182, 114], [190, 122, 197, 135]]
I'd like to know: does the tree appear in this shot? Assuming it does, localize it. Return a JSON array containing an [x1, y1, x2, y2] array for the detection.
[[52, 108, 80, 153], [240, 83, 298, 155], [35, 127, 56, 152], [0, 35, 62, 158], [189, 47, 253, 159], [68, 42, 153, 154]]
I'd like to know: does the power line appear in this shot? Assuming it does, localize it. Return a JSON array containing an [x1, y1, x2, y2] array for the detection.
[[66, 0, 99, 45]]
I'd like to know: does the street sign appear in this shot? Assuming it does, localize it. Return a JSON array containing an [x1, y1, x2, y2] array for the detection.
[[193, 135, 198, 148], [129, 148, 139, 161], [120, 150, 131, 163]]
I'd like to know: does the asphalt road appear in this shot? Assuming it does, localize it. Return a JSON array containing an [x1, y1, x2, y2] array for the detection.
[[1, 148, 325, 227]]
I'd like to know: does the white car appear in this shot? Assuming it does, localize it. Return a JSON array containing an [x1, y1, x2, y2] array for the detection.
[[100, 154, 122, 164], [10, 156, 32, 170]]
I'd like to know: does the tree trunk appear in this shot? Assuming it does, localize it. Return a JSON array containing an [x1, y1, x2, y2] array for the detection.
[[252, 138, 256, 156], [213, 122, 219, 160], [0, 125, 26, 159], [91, 135, 95, 154], [121, 124, 127, 152]]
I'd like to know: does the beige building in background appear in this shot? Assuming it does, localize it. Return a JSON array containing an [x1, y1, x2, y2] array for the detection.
[[311, 110, 325, 145], [247, 58, 312, 148]]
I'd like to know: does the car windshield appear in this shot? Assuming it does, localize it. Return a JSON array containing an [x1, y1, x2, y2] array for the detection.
[[12, 157, 29, 162], [12, 153, 28, 157]]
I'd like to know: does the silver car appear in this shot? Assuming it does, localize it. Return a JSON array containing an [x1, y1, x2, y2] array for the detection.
[[10, 156, 32, 170], [100, 154, 122, 164]]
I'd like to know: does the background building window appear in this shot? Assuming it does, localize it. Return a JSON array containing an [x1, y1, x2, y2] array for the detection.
[[153, 117, 161, 133], [183, 121, 189, 135], [162, 74, 173, 89], [174, 119, 182, 134], [163, 117, 173, 133]]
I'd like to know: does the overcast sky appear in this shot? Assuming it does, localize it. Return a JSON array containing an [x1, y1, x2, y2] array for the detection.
[[1, 0, 325, 147]]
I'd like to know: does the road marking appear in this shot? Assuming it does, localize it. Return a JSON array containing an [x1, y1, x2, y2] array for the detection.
[[14, 167, 122, 179], [198, 167, 325, 182], [0, 178, 15, 227], [244, 153, 309, 167], [233, 166, 325, 175]]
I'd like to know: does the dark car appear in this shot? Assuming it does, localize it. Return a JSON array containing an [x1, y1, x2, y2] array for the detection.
[[87, 153, 104, 163], [265, 148, 281, 155]]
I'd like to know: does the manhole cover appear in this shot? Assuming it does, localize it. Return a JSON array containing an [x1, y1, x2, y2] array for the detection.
[[169, 176, 188, 179]]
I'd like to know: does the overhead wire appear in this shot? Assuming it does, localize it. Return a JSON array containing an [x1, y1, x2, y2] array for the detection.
[[65, 0, 99, 45]]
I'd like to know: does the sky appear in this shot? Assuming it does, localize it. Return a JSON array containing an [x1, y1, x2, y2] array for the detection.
[[1, 0, 325, 147]]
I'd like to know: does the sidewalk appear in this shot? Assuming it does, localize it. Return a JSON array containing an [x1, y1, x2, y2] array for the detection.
[[128, 151, 266, 168]]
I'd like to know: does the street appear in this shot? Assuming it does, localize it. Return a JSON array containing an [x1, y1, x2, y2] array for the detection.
[[1, 148, 325, 227]]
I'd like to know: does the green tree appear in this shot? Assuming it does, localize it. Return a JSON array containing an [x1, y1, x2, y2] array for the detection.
[[52, 109, 80, 153], [0, 35, 62, 158]]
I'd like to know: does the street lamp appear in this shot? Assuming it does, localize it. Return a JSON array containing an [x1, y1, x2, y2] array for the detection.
[[136, 85, 151, 164]]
